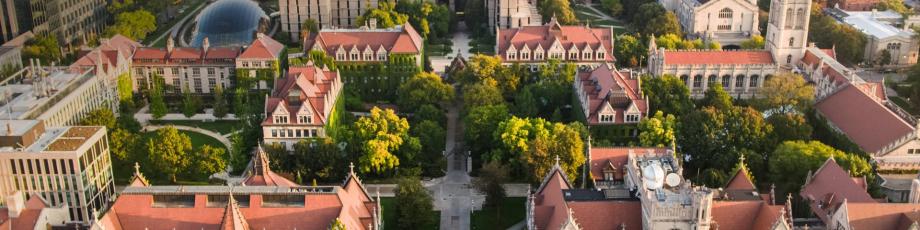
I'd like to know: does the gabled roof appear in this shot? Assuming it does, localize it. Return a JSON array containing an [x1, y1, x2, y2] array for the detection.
[[304, 23, 423, 56], [533, 161, 574, 230], [588, 147, 667, 180], [239, 34, 285, 59], [220, 193, 250, 230], [242, 145, 298, 187], [70, 34, 142, 73], [496, 21, 614, 62], [262, 64, 339, 126], [566, 201, 642, 229], [129, 162, 150, 187], [801, 158, 876, 223], [842, 202, 920, 230], [711, 201, 788, 230], [725, 166, 756, 191], [662, 50, 775, 65], [815, 84, 914, 153], [578, 64, 648, 125]]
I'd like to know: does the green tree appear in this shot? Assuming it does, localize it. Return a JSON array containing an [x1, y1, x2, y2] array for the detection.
[[81, 108, 116, 129], [679, 106, 773, 179], [539, 0, 578, 24], [181, 89, 201, 118], [877, 0, 910, 14], [473, 161, 509, 225], [877, 49, 893, 67], [463, 83, 504, 109], [809, 8, 867, 65], [642, 75, 694, 116], [493, 117, 585, 182], [635, 4, 680, 36], [398, 72, 454, 112], [708, 41, 721, 50], [194, 145, 227, 177], [149, 87, 167, 119], [146, 126, 193, 182], [412, 120, 447, 177], [537, 59, 577, 83], [302, 19, 319, 34], [394, 176, 436, 229], [414, 104, 446, 124], [600, 0, 624, 16], [117, 73, 134, 106], [638, 111, 677, 147], [21, 35, 61, 64], [356, 1, 409, 29], [464, 0, 487, 34], [614, 34, 643, 67], [292, 138, 345, 182], [465, 104, 511, 155], [754, 73, 814, 114], [108, 128, 139, 161], [354, 107, 411, 173], [104, 10, 157, 41], [701, 84, 733, 110], [329, 218, 347, 230], [767, 113, 812, 144], [769, 141, 873, 195], [740, 35, 765, 49], [212, 85, 229, 119]]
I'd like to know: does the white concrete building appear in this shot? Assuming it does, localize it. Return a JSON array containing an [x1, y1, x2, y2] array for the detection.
[[0, 65, 118, 127], [826, 7, 919, 67], [279, 0, 380, 41], [764, 0, 811, 68], [486, 0, 541, 32], [0, 120, 114, 224], [660, 0, 760, 46]]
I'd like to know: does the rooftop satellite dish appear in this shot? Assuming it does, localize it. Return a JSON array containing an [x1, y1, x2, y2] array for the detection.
[[642, 163, 665, 190], [665, 173, 681, 188]]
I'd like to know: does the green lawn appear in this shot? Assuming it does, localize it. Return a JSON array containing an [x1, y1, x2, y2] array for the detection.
[[471, 197, 526, 230], [149, 120, 241, 134], [114, 129, 227, 185], [380, 197, 441, 229]]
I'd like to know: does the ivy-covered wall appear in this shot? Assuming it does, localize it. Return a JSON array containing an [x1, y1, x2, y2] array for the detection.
[[299, 52, 420, 102], [324, 91, 347, 141], [572, 90, 641, 146]]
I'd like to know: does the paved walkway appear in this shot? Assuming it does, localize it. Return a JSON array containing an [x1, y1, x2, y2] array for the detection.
[[144, 125, 233, 151], [575, 4, 627, 29], [431, 23, 474, 73], [431, 99, 475, 230], [134, 106, 238, 126]]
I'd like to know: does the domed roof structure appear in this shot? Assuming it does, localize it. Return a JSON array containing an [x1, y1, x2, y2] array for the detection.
[[642, 162, 665, 190], [191, 0, 268, 47]]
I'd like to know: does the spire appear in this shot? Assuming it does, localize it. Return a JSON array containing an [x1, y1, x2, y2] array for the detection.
[[220, 187, 250, 230], [129, 162, 150, 187], [242, 144, 298, 186], [252, 144, 271, 177]]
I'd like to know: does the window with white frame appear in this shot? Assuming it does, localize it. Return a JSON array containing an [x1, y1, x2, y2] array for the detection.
[[522, 51, 530, 60], [298, 115, 312, 124], [625, 114, 640, 123], [535, 52, 544, 60], [378, 52, 387, 60], [599, 114, 615, 123], [719, 8, 733, 18], [273, 115, 289, 124], [596, 51, 605, 60], [351, 53, 358, 60], [337, 53, 345, 60]]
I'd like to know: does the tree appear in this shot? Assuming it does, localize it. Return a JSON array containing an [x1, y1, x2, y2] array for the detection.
[[104, 10, 157, 41], [809, 9, 867, 65], [877, 0, 910, 14], [767, 113, 812, 144], [397, 72, 454, 112], [614, 34, 644, 67], [414, 104, 446, 124], [292, 138, 345, 182], [301, 19, 319, 34], [464, 0, 487, 34], [769, 141, 873, 195], [679, 106, 773, 179], [754, 73, 814, 114], [473, 161, 509, 225], [537, 59, 577, 83], [877, 49, 892, 67], [212, 85, 229, 119], [356, 1, 409, 29], [701, 84, 733, 111], [741, 35, 765, 49], [108, 128, 139, 161], [329, 218, 347, 230], [708, 41, 721, 50], [600, 0, 624, 16], [181, 89, 200, 118], [394, 176, 436, 230], [465, 104, 511, 155], [149, 87, 167, 119], [463, 83, 504, 109], [81, 108, 116, 130], [638, 111, 677, 147], [539, 0, 578, 24], [412, 120, 447, 177], [21, 35, 61, 64], [146, 126, 193, 182], [354, 107, 411, 173], [194, 145, 227, 177], [642, 75, 694, 116], [493, 117, 585, 182], [117, 73, 134, 106], [635, 4, 681, 36]]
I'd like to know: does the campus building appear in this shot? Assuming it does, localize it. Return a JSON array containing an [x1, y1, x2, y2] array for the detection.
[[527, 147, 792, 229], [96, 160, 381, 229], [0, 65, 118, 127], [801, 158, 920, 229], [486, 0, 541, 32], [132, 34, 285, 94], [279, 0, 380, 40], [495, 17, 615, 68], [647, 0, 808, 98], [0, 120, 114, 224], [659, 0, 760, 45], [826, 7, 919, 67], [0, 192, 72, 228], [26, 0, 107, 47], [262, 63, 343, 149], [573, 63, 648, 126], [70, 35, 142, 80]]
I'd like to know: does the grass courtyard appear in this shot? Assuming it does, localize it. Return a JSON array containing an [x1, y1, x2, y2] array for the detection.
[[113, 129, 228, 185], [471, 197, 526, 230]]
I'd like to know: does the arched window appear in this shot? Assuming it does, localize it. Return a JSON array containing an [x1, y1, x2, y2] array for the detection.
[[680, 75, 690, 86], [719, 8, 733, 18], [750, 75, 760, 87], [735, 75, 745, 88], [796, 8, 806, 29], [708, 75, 718, 88], [693, 75, 703, 88], [722, 75, 731, 88], [785, 8, 794, 28], [786, 54, 792, 64], [789, 37, 795, 47]]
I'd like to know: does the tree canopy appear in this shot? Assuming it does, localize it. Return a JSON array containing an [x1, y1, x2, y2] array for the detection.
[[754, 73, 814, 114], [634, 4, 681, 36], [642, 75, 694, 116], [492, 117, 585, 182], [769, 141, 873, 195], [638, 111, 677, 147], [146, 126, 193, 182], [613, 34, 644, 67], [354, 107, 411, 173], [679, 106, 773, 183], [104, 10, 157, 41], [740, 35, 765, 49], [397, 72, 454, 112], [394, 176, 436, 229], [356, 1, 409, 28], [539, 0, 579, 24], [808, 7, 867, 65], [21, 35, 62, 64]]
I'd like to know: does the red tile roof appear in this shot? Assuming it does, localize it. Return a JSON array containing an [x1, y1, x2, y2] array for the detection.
[[304, 23, 423, 56], [663, 50, 775, 65], [243, 146, 298, 187], [801, 158, 876, 223], [133, 47, 241, 64], [263, 65, 340, 126], [496, 20, 614, 62], [711, 201, 787, 230], [239, 34, 285, 59], [70, 34, 142, 73], [725, 167, 756, 191], [816, 84, 913, 153], [577, 64, 648, 124], [844, 203, 920, 230], [589, 147, 667, 181], [567, 201, 642, 229], [533, 166, 573, 230]]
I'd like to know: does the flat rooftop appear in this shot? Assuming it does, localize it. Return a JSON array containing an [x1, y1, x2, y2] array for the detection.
[[838, 11, 914, 39], [0, 66, 90, 120], [0, 120, 39, 137]]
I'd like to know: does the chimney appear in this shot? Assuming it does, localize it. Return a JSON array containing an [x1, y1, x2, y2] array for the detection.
[[202, 37, 211, 55], [369, 18, 377, 30], [6, 191, 24, 218], [166, 36, 175, 54]]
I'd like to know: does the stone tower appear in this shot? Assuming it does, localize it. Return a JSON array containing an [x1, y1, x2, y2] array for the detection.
[[765, 0, 811, 68]]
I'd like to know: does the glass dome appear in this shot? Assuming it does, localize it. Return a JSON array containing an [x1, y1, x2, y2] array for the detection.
[[191, 0, 268, 47]]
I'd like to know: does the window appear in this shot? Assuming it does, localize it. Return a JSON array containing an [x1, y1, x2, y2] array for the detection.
[[207, 195, 250, 207], [207, 68, 215, 75], [604, 172, 614, 181], [717, 24, 731, 30], [365, 53, 372, 60], [693, 75, 703, 88], [708, 75, 718, 87], [535, 52, 544, 60], [507, 52, 517, 60], [242, 61, 249, 67], [265, 61, 272, 67], [522, 52, 530, 60], [680, 75, 689, 86], [351, 53, 358, 60], [785, 8, 794, 28], [152, 195, 195, 208], [262, 195, 305, 207], [795, 8, 806, 29], [750, 75, 759, 87], [378, 53, 387, 60], [735, 75, 745, 88], [596, 52, 605, 60], [722, 75, 731, 88], [583, 51, 592, 60], [625, 114, 640, 123], [888, 43, 902, 50], [789, 37, 795, 47], [298, 115, 312, 124], [171, 68, 179, 75], [599, 114, 614, 123], [719, 8, 733, 18], [274, 116, 289, 124], [337, 53, 345, 60], [786, 54, 792, 64], [253, 62, 261, 68], [192, 68, 200, 75], [569, 52, 578, 60]]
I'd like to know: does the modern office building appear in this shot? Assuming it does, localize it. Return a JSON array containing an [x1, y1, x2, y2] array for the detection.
[[0, 120, 114, 223], [279, 0, 380, 40], [0, 0, 19, 43], [486, 0, 541, 32], [0, 65, 118, 127], [26, 0, 108, 47]]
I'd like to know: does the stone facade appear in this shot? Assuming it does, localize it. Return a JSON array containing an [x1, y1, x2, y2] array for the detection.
[[486, 0, 541, 32], [279, 0, 380, 41], [661, 0, 760, 45]]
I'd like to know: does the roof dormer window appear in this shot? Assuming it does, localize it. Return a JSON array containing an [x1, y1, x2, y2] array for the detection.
[[273, 115, 289, 124], [298, 115, 312, 124]]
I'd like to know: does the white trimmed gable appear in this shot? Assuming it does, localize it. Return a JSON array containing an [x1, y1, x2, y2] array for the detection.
[[349, 46, 360, 61]]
